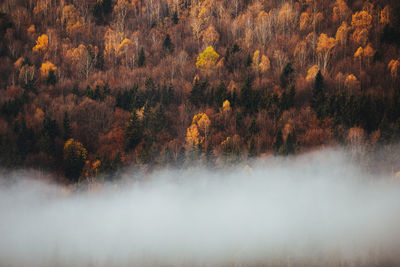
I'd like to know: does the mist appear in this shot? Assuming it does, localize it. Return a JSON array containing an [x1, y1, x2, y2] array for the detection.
[[1, 149, 400, 266]]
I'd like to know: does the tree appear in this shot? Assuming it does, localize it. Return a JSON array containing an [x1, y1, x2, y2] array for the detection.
[[63, 111, 72, 141], [280, 62, 294, 89], [311, 71, 326, 119], [196, 46, 219, 72], [201, 25, 219, 46], [62, 5, 84, 36], [316, 33, 336, 73], [32, 34, 48, 53], [162, 34, 174, 52], [125, 112, 143, 151], [138, 47, 145, 67], [40, 61, 57, 80], [63, 138, 87, 183]]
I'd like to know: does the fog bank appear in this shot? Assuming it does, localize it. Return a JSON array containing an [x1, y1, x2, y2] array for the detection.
[[1, 150, 400, 266]]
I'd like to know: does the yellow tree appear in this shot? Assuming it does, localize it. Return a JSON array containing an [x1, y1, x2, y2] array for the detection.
[[363, 43, 375, 67], [316, 33, 336, 73], [196, 46, 219, 72], [388, 59, 400, 79], [186, 124, 202, 147], [66, 44, 98, 79], [40, 61, 57, 79], [345, 74, 360, 91], [259, 55, 270, 73], [354, 47, 363, 73], [33, 34, 48, 53], [380, 6, 390, 25], [222, 100, 231, 114], [351, 11, 372, 29], [299, 11, 312, 31], [336, 21, 350, 46], [306, 65, 319, 82], [252, 50, 260, 71]]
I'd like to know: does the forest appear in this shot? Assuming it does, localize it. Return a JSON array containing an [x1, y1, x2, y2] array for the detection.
[[0, 0, 400, 183]]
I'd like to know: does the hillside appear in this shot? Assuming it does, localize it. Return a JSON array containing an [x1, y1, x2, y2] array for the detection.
[[0, 0, 400, 182]]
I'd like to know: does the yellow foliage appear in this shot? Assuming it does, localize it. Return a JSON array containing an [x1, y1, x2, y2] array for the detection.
[[40, 61, 57, 78], [352, 28, 369, 47], [222, 100, 231, 113], [186, 124, 202, 147], [104, 29, 124, 58], [299, 12, 312, 31], [354, 47, 363, 59], [196, 46, 219, 71], [259, 55, 270, 73], [64, 138, 88, 160], [380, 6, 390, 25], [336, 21, 349, 46], [317, 33, 336, 53], [252, 50, 260, 68], [345, 74, 360, 90], [388, 59, 400, 78], [33, 34, 48, 53], [351, 11, 372, 29], [306, 65, 319, 82]]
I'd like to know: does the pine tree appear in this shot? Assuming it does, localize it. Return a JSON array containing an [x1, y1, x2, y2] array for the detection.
[[125, 112, 143, 151], [311, 71, 326, 119], [138, 48, 145, 67], [162, 34, 174, 52]]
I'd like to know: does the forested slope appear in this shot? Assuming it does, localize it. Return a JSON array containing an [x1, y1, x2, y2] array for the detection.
[[0, 0, 400, 182]]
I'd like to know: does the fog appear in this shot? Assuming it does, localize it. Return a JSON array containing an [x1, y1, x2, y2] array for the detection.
[[1, 150, 400, 266]]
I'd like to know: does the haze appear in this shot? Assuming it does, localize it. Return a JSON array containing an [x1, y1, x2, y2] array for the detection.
[[1, 149, 400, 266]]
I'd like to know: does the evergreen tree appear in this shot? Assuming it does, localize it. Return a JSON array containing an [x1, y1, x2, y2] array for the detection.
[[63, 112, 72, 141], [92, 2, 104, 25], [172, 10, 179, 24], [138, 48, 145, 67], [162, 34, 174, 52], [311, 71, 326, 119], [125, 112, 143, 151], [63, 139, 87, 183], [280, 62, 294, 89]]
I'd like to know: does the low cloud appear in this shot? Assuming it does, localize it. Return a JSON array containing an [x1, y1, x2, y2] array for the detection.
[[1, 150, 400, 266]]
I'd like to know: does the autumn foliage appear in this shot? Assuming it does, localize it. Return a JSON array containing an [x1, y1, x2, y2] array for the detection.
[[0, 0, 400, 182]]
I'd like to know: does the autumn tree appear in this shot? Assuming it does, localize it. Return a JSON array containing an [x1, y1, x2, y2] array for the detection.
[[317, 33, 337, 73], [196, 46, 219, 72], [62, 5, 84, 36], [32, 34, 48, 53], [40, 61, 57, 80], [63, 138, 87, 183]]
